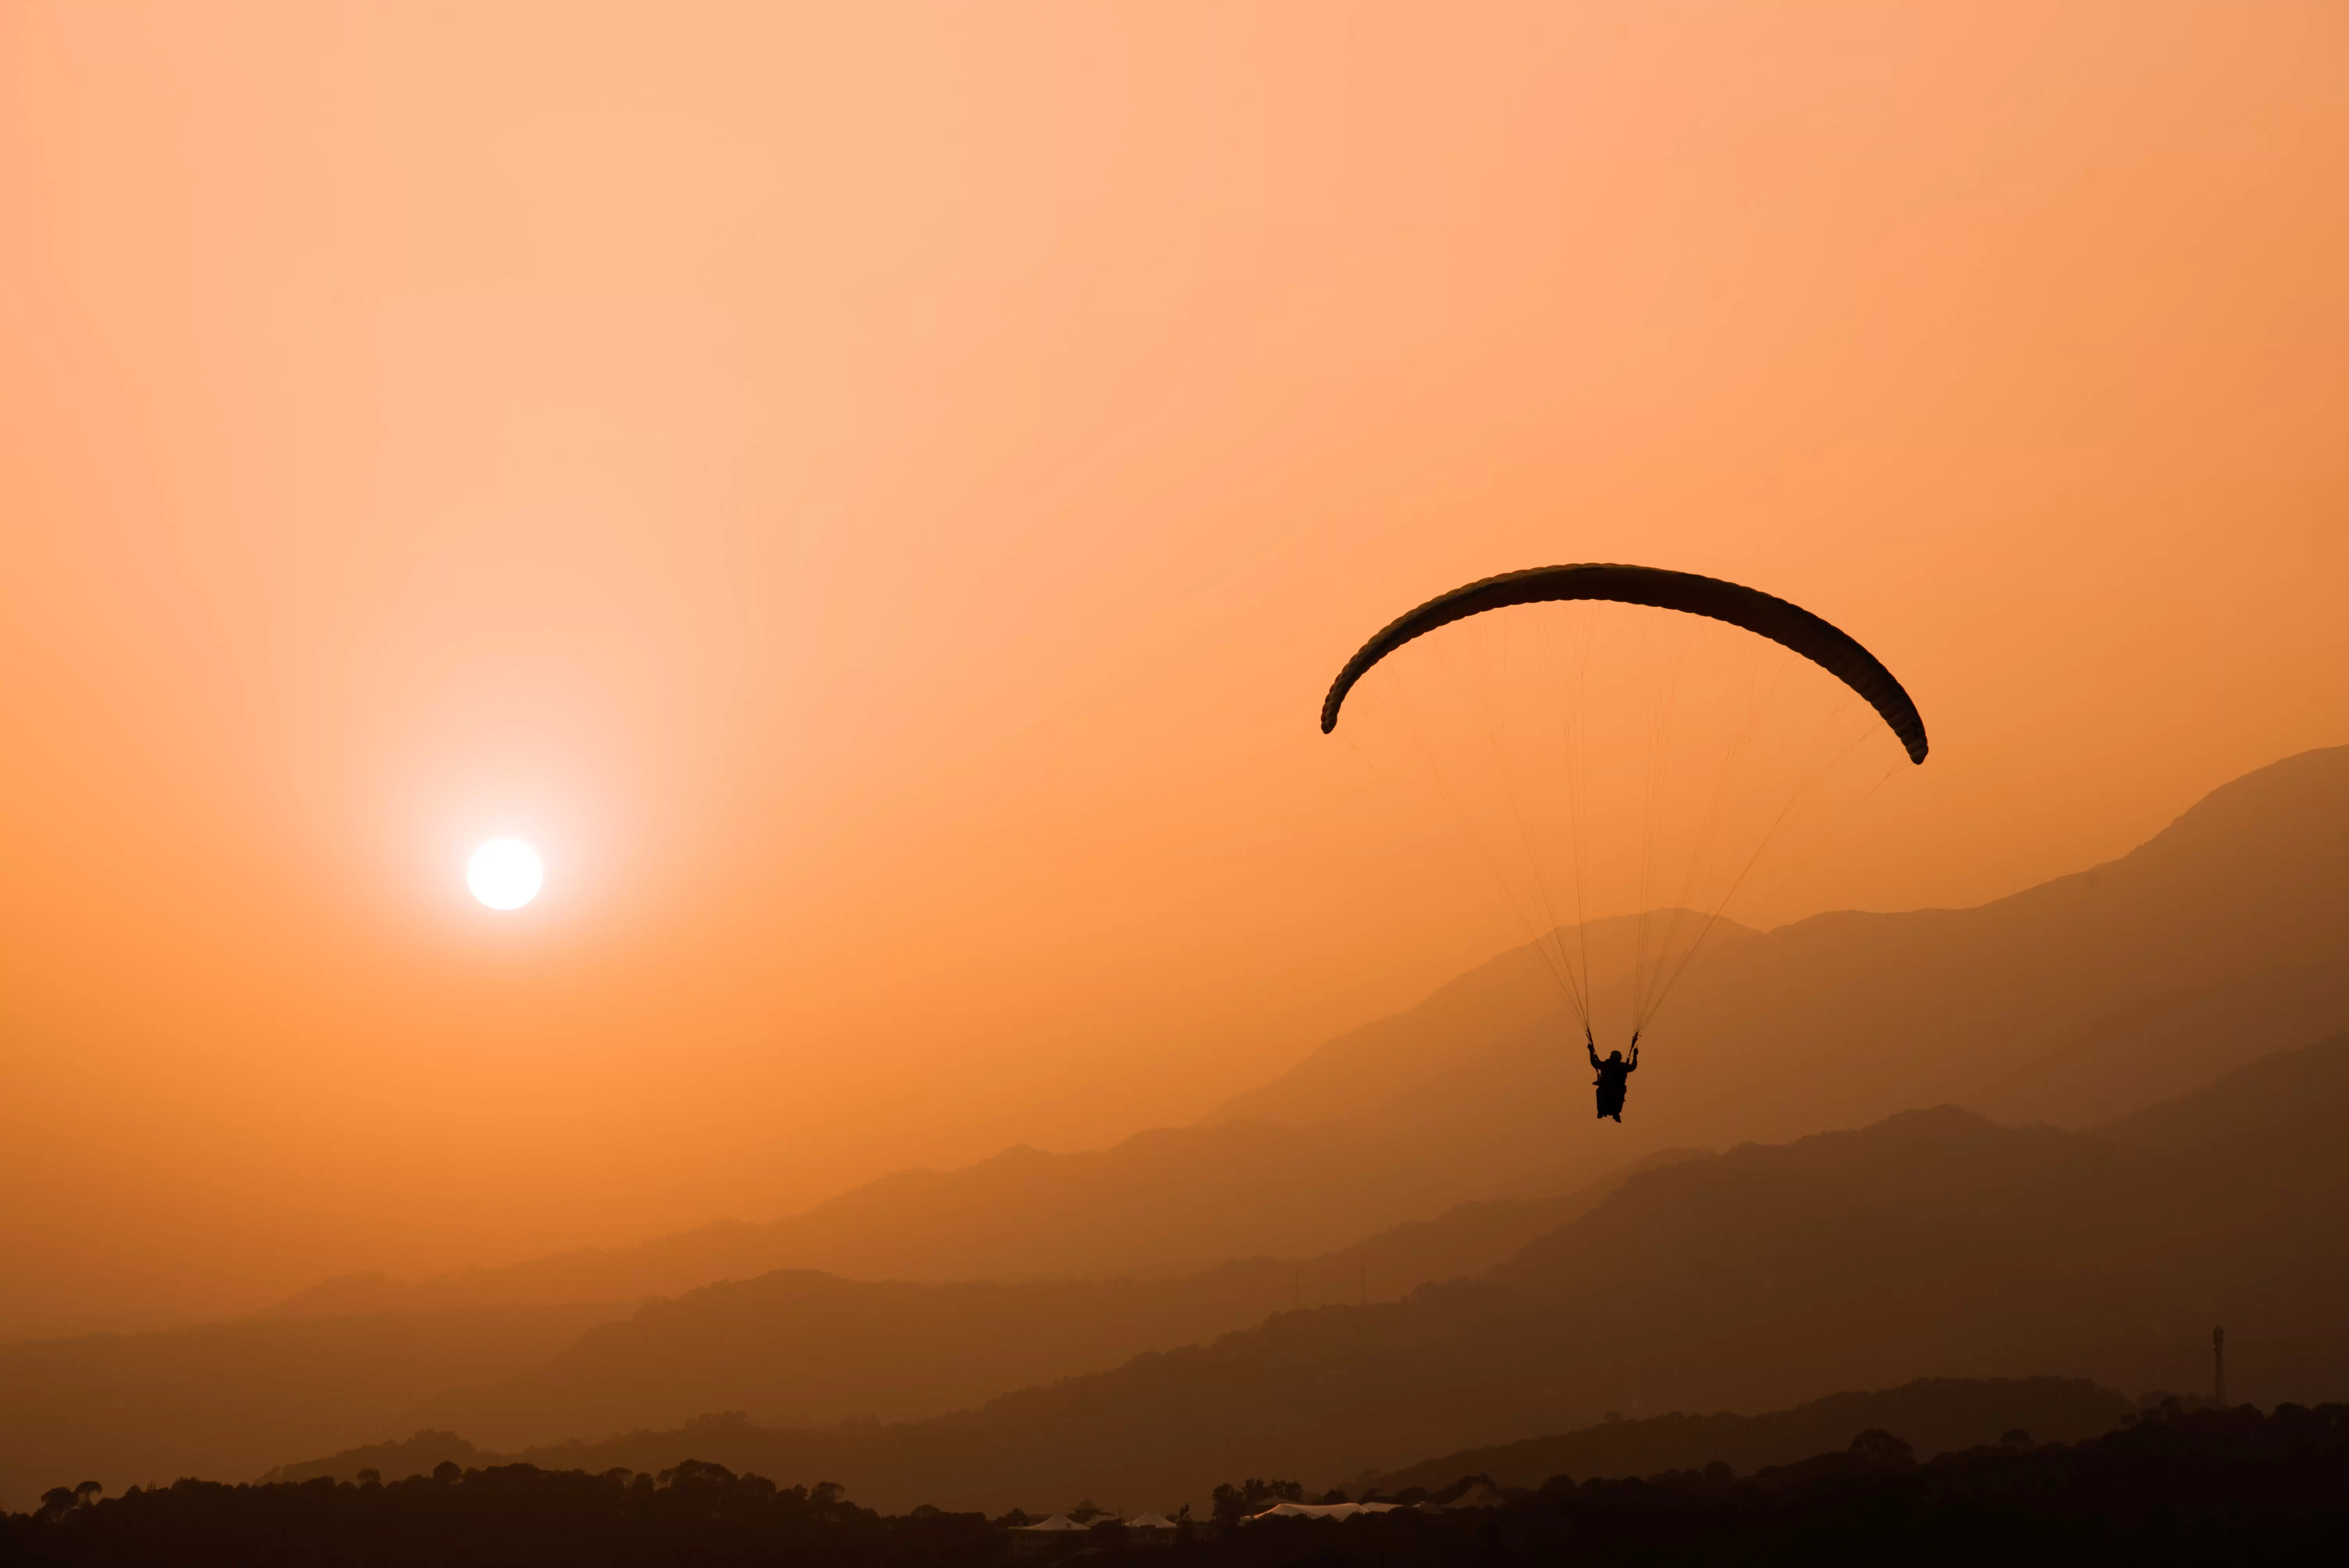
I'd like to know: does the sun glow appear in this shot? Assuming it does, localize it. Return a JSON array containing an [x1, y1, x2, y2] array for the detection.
[[467, 839, 544, 910]]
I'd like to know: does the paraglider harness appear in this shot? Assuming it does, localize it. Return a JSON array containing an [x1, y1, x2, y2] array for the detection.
[[1588, 1028, 1638, 1122]]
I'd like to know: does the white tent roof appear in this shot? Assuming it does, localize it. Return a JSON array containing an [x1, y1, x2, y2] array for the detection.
[[1246, 1501, 1400, 1522], [1016, 1514, 1092, 1532], [1125, 1512, 1178, 1529]]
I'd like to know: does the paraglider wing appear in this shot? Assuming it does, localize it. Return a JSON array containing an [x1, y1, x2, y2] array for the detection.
[[1320, 563, 1928, 763]]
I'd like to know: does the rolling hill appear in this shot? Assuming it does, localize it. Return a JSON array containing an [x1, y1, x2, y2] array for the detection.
[[267, 1030, 2349, 1513]]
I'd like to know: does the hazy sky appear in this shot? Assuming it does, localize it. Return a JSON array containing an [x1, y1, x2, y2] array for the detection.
[[3, 0, 2344, 1333]]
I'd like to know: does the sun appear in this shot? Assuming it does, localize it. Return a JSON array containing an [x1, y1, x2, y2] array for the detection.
[[467, 839, 544, 910]]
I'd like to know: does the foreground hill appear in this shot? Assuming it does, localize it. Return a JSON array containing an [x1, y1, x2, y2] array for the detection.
[[1217, 743, 2349, 1170], [26, 1408, 2349, 1568], [1367, 1376, 2136, 1493], [274, 1033, 2349, 1511]]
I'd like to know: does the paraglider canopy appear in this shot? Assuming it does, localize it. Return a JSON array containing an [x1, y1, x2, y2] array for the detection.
[[1322, 563, 1927, 763]]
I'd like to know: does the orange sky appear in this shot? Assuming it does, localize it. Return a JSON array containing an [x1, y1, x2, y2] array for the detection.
[[2, 0, 2344, 1335]]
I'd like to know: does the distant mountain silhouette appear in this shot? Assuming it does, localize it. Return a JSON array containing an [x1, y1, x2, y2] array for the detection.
[[0, 1160, 1672, 1512], [266, 1030, 2349, 1511], [1365, 1376, 2136, 1493], [264, 1119, 1531, 1319], [1218, 744, 2349, 1166], [2099, 1017, 2349, 1155], [391, 1150, 1696, 1450]]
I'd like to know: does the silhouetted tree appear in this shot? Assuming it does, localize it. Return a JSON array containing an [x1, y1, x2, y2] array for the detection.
[[1848, 1427, 1914, 1466]]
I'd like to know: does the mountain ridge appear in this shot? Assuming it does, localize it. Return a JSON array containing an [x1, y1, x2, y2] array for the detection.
[[1223, 743, 2349, 1164], [262, 1118, 1495, 1319], [262, 1028, 2349, 1513], [358, 1147, 1709, 1453]]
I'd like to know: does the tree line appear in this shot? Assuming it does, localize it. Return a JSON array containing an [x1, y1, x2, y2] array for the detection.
[[5, 1402, 2345, 1566]]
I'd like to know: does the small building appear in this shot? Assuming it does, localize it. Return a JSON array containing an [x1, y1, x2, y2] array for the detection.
[[1124, 1511, 1178, 1548], [1007, 1514, 1093, 1558]]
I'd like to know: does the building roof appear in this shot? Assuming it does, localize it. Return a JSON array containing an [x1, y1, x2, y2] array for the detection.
[[1245, 1502, 1401, 1522], [1014, 1514, 1091, 1532]]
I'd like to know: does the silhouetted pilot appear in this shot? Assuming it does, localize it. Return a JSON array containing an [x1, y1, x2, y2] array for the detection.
[[1588, 1034, 1638, 1122]]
